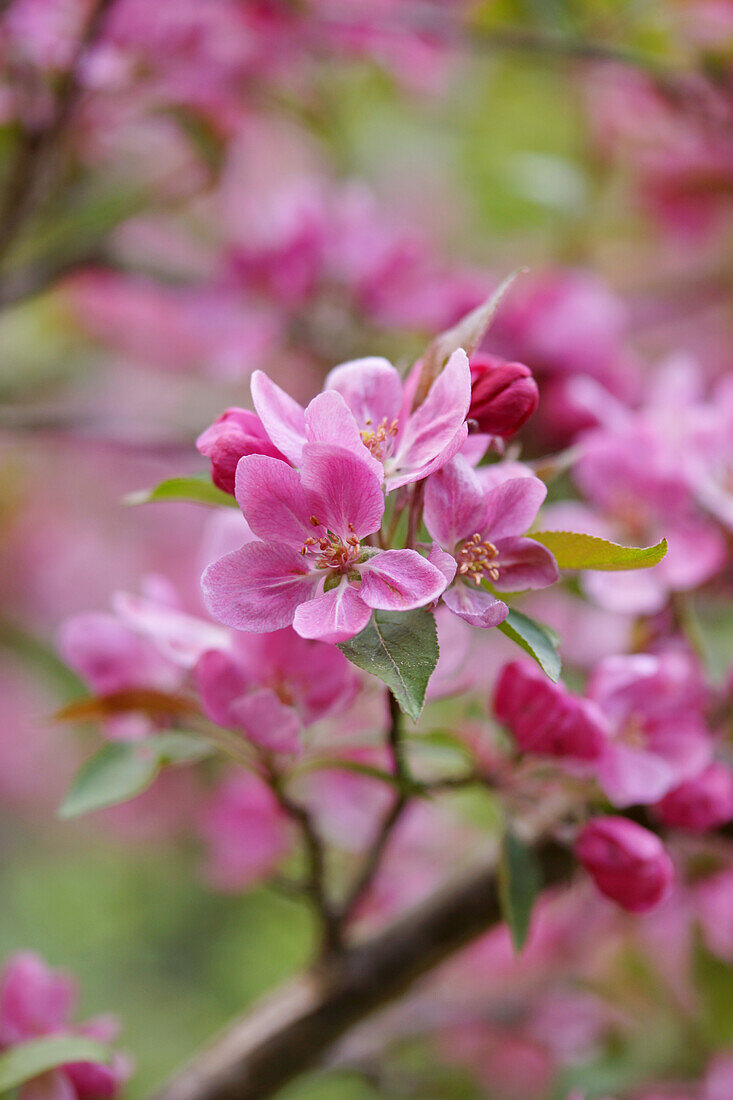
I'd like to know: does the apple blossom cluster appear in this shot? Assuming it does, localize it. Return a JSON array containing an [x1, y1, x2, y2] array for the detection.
[[0, 953, 129, 1100], [198, 348, 557, 642]]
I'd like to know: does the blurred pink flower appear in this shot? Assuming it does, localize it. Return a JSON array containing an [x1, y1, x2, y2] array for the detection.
[[0, 952, 130, 1100], [576, 816, 674, 913], [198, 773, 290, 891]]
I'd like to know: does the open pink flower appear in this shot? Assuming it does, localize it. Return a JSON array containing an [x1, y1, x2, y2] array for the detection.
[[195, 628, 358, 754], [0, 953, 129, 1100], [250, 348, 471, 491], [202, 446, 446, 643], [423, 456, 558, 628], [588, 652, 712, 807]]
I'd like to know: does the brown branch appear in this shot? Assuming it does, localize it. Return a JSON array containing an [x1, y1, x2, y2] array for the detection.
[[337, 691, 410, 926], [0, 0, 117, 266], [268, 773, 342, 957], [150, 837, 575, 1100]]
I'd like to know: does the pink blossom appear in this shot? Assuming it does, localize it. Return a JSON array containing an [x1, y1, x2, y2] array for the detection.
[[202, 447, 446, 643], [195, 628, 358, 754], [587, 652, 712, 807], [423, 457, 558, 628], [251, 348, 471, 492], [197, 408, 286, 495], [494, 662, 606, 762], [654, 763, 733, 832], [0, 952, 129, 1100], [575, 816, 674, 913], [59, 612, 180, 698], [198, 773, 290, 891]]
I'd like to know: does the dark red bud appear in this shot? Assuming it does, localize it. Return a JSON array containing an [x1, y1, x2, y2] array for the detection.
[[468, 353, 539, 437], [196, 408, 284, 494]]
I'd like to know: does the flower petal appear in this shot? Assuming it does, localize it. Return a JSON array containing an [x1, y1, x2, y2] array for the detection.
[[250, 370, 306, 465], [597, 742, 677, 808], [230, 688, 302, 754], [442, 582, 508, 628], [482, 476, 547, 541], [292, 582, 372, 643], [324, 356, 403, 428], [423, 455, 486, 549], [358, 549, 447, 610], [112, 591, 230, 667], [235, 455, 313, 546], [300, 442, 384, 540], [202, 542, 319, 632], [304, 390, 382, 477], [388, 348, 471, 489], [493, 536, 559, 591], [195, 649, 251, 727], [428, 543, 458, 586]]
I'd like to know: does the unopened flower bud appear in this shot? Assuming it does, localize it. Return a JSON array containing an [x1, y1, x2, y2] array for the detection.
[[197, 408, 284, 494], [468, 353, 539, 437], [494, 661, 606, 762], [653, 763, 733, 833], [575, 816, 673, 913]]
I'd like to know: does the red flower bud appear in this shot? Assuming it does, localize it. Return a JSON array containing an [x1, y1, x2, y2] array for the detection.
[[494, 661, 606, 762], [653, 763, 733, 833], [468, 353, 539, 437], [575, 816, 673, 913], [197, 408, 284, 494]]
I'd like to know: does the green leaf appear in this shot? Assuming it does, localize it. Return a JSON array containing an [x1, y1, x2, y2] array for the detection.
[[59, 732, 213, 818], [693, 928, 733, 1048], [338, 609, 439, 722], [59, 741, 160, 818], [498, 826, 541, 953], [422, 269, 525, 376], [151, 731, 214, 764], [124, 476, 237, 508], [497, 609, 561, 682], [0, 1036, 110, 1093], [529, 531, 668, 571]]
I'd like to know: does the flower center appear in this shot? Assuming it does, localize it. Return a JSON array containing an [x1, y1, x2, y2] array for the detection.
[[300, 517, 361, 572], [618, 715, 647, 750], [360, 416, 399, 461], [456, 533, 500, 585]]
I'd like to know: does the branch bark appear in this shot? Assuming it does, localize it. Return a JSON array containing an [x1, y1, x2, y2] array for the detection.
[[151, 837, 574, 1100], [0, 0, 117, 266]]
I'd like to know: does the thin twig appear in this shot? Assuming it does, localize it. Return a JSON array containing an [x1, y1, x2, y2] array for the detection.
[[337, 692, 411, 925], [268, 771, 342, 957]]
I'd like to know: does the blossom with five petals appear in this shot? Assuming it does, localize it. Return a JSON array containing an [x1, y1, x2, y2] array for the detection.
[[423, 456, 558, 628], [250, 348, 471, 491], [202, 445, 447, 643]]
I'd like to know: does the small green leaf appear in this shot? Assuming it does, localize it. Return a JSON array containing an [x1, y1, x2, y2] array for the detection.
[[59, 742, 160, 818], [693, 928, 733, 1048], [498, 826, 541, 953], [59, 732, 214, 819], [529, 531, 668, 571], [338, 609, 439, 722], [422, 269, 525, 376], [124, 476, 237, 508], [497, 609, 561, 682], [0, 1036, 110, 1093], [152, 731, 214, 764]]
